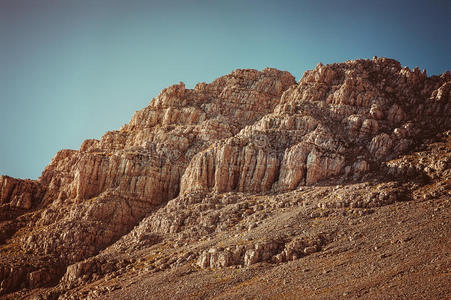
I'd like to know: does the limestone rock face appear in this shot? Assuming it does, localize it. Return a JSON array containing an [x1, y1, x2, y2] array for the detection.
[[0, 58, 449, 297], [0, 176, 44, 210], [39, 68, 295, 205], [181, 58, 450, 194], [0, 67, 295, 295]]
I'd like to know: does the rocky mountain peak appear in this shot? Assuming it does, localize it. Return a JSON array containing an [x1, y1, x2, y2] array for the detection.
[[0, 58, 449, 299]]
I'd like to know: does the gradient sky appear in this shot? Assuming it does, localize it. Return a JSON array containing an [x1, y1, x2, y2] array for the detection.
[[1, 0, 450, 179]]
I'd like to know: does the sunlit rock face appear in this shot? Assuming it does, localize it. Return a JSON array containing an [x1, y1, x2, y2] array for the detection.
[[0, 58, 449, 297], [182, 58, 450, 194]]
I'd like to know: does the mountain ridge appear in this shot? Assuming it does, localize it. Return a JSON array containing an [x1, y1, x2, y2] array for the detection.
[[0, 57, 450, 299]]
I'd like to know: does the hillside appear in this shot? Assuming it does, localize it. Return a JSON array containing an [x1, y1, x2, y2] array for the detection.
[[0, 57, 450, 299]]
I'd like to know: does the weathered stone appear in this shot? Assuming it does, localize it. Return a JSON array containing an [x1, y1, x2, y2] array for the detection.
[[0, 57, 450, 297], [0, 176, 44, 209]]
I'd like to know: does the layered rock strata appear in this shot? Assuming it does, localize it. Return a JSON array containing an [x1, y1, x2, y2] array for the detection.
[[0, 58, 449, 297], [181, 58, 450, 194]]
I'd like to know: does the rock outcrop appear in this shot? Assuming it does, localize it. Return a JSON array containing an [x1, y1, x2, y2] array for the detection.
[[39, 68, 295, 205], [0, 68, 296, 295], [181, 58, 450, 194], [0, 58, 449, 298], [0, 176, 43, 210], [197, 233, 327, 269]]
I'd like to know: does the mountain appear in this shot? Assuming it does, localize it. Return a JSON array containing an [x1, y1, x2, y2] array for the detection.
[[0, 57, 450, 299]]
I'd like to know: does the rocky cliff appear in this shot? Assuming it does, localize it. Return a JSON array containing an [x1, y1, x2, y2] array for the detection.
[[0, 58, 450, 299]]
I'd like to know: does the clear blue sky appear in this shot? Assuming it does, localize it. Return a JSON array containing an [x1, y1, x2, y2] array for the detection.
[[1, 0, 450, 179]]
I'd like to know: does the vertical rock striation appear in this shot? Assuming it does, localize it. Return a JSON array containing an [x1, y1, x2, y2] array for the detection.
[[181, 58, 450, 194], [0, 58, 449, 296]]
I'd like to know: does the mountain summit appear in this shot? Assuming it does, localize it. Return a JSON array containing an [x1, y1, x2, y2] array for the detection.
[[1, 57, 450, 299]]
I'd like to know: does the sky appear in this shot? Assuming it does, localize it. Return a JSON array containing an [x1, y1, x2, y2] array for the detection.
[[1, 0, 450, 180]]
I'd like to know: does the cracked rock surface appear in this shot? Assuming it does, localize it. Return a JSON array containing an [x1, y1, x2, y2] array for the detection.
[[0, 58, 450, 299]]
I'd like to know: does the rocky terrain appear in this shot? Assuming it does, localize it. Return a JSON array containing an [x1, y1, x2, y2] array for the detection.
[[0, 57, 450, 299]]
